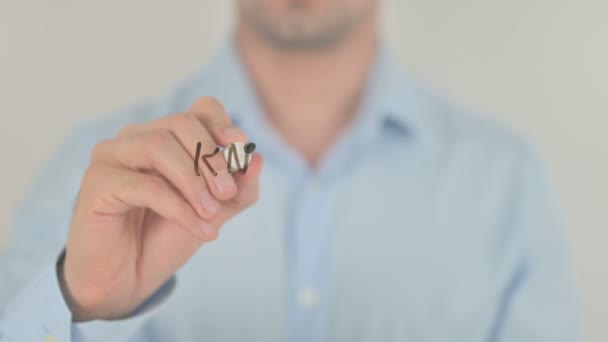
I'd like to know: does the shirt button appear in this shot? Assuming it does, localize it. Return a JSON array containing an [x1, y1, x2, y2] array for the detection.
[[298, 288, 320, 308], [44, 334, 56, 342]]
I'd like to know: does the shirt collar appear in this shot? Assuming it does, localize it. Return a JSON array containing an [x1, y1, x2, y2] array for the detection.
[[359, 45, 435, 142]]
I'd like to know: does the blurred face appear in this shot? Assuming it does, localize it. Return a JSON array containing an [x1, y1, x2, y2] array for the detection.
[[237, 0, 379, 50]]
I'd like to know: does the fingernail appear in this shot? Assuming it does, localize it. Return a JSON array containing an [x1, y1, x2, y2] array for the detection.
[[200, 191, 220, 214], [214, 171, 236, 194]]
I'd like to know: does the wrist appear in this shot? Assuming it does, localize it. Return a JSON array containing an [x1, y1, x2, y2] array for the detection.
[[56, 249, 83, 321], [56, 250, 105, 322]]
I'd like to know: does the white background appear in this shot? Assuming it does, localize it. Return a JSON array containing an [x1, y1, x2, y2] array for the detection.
[[1, 0, 606, 340]]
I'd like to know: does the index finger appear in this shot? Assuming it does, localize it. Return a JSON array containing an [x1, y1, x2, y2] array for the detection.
[[188, 97, 248, 146]]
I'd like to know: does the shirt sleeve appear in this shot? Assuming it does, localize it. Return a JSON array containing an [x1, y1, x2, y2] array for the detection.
[[71, 273, 176, 342], [493, 145, 585, 341], [0, 250, 176, 342], [0, 114, 177, 341]]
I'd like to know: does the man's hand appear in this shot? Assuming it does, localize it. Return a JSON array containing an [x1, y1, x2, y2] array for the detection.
[[60, 97, 263, 321]]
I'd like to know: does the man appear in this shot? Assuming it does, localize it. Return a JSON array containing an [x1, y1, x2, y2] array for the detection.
[[0, 0, 583, 341]]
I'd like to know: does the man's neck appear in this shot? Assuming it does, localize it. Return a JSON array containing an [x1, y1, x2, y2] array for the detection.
[[235, 18, 379, 167]]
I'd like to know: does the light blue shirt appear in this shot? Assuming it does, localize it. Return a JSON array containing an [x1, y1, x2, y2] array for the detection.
[[0, 39, 583, 341]]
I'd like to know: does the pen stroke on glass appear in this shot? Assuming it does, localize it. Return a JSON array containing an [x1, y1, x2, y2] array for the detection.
[[194, 141, 257, 176]]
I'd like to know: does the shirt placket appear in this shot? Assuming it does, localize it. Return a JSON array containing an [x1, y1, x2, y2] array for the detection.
[[289, 174, 334, 342]]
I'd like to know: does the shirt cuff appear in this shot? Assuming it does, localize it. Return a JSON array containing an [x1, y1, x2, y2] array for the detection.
[[71, 275, 176, 341], [1, 256, 73, 341], [1, 251, 176, 342]]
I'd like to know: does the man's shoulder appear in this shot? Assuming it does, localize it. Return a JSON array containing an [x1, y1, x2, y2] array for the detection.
[[411, 85, 538, 165]]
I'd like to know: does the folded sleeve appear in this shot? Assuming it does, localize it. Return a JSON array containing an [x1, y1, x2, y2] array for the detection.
[[71, 274, 176, 341], [0, 259, 72, 341], [0, 108, 176, 341], [0, 251, 176, 342]]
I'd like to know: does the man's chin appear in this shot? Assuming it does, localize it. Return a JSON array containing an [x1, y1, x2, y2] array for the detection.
[[243, 12, 362, 50]]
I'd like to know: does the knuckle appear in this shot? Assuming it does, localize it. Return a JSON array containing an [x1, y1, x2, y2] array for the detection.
[[90, 139, 112, 161], [113, 171, 139, 192], [139, 175, 163, 193], [84, 162, 104, 177], [80, 163, 113, 194], [81, 164, 102, 187], [144, 130, 173, 150], [200, 226, 219, 242], [116, 123, 139, 137], [169, 112, 193, 130], [198, 96, 224, 111]]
